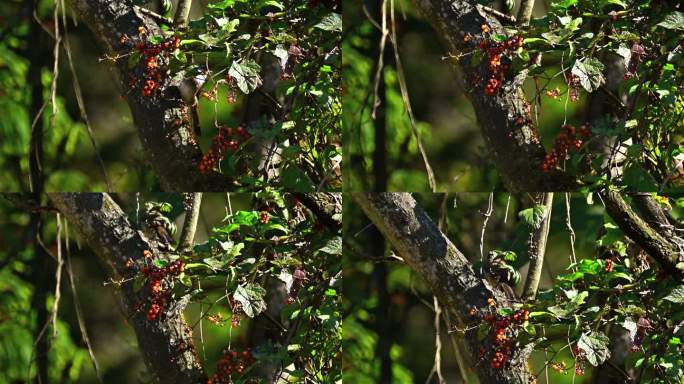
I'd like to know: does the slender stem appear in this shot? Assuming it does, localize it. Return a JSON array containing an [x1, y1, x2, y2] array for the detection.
[[179, 193, 202, 252], [522, 192, 554, 301], [174, 0, 193, 28]]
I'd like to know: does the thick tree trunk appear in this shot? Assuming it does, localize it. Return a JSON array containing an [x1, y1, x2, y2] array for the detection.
[[353, 193, 533, 384], [48, 193, 205, 384]]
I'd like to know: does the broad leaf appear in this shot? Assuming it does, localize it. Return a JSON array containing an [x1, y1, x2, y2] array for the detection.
[[578, 332, 611, 366], [571, 58, 605, 92], [234, 283, 267, 317], [229, 60, 262, 94]]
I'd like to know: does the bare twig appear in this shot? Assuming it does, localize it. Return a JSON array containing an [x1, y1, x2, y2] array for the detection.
[[522, 193, 553, 301], [564, 193, 577, 270], [64, 220, 103, 383], [389, 0, 437, 191], [479, 193, 494, 275], [61, 8, 112, 191], [179, 193, 202, 252]]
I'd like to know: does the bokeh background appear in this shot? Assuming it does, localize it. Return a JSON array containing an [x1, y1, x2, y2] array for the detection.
[[343, 0, 585, 191]]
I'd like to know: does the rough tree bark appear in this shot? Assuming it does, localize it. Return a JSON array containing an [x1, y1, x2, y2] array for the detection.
[[601, 191, 684, 281], [411, 0, 577, 192], [48, 193, 206, 384], [65, 0, 268, 191], [353, 193, 533, 384]]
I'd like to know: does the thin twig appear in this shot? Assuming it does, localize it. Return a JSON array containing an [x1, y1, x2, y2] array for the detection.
[[479, 193, 494, 276], [564, 193, 578, 270], [430, 296, 446, 384], [389, 0, 437, 191], [371, 0, 389, 119], [61, 13, 112, 191], [64, 220, 104, 383]]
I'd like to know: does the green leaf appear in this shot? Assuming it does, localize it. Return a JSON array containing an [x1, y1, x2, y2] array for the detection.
[[622, 165, 658, 191], [658, 11, 684, 31], [664, 285, 684, 303], [229, 60, 262, 94], [571, 57, 605, 92], [518, 205, 547, 229], [234, 283, 267, 318], [318, 236, 342, 255], [577, 331, 611, 366], [281, 166, 316, 192], [315, 13, 342, 32]]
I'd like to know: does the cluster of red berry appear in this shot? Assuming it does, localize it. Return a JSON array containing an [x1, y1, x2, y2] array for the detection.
[[467, 27, 523, 96], [121, 30, 181, 98], [224, 74, 237, 104], [207, 348, 256, 384], [228, 297, 244, 328], [284, 268, 308, 305], [604, 258, 614, 272], [629, 317, 651, 352], [624, 43, 645, 80], [141, 259, 185, 321], [541, 124, 592, 172], [198, 126, 252, 174], [565, 73, 581, 102], [259, 211, 270, 224], [572, 346, 586, 375], [470, 303, 529, 370]]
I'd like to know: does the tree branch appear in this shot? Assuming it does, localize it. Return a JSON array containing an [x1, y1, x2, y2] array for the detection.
[[174, 0, 193, 28], [600, 191, 684, 281], [411, 0, 576, 191], [178, 193, 202, 252], [516, 0, 535, 25], [48, 193, 206, 384], [294, 192, 342, 230], [352, 192, 532, 383], [66, 0, 232, 190], [522, 192, 553, 301]]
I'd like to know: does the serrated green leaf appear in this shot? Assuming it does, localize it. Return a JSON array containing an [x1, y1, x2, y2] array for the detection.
[[658, 11, 684, 31], [571, 57, 605, 92], [518, 205, 547, 229], [315, 13, 342, 32], [234, 283, 267, 318], [578, 331, 611, 366]]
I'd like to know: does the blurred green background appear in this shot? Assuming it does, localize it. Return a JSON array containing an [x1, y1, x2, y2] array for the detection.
[[343, 0, 585, 192]]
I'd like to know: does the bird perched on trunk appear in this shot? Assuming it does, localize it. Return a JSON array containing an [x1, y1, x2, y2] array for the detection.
[[143, 202, 176, 250]]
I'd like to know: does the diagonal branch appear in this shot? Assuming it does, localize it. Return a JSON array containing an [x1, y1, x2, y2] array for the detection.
[[411, 0, 576, 191], [48, 193, 206, 384], [352, 192, 532, 384], [601, 190, 684, 281]]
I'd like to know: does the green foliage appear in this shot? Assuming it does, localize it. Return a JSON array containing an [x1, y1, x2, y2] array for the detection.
[[164, 0, 341, 190]]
